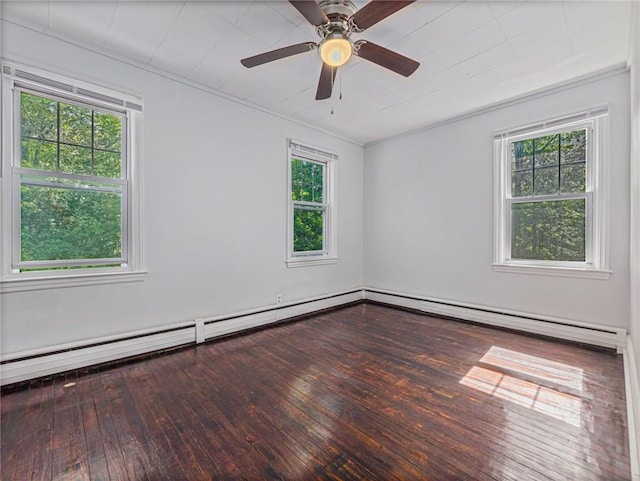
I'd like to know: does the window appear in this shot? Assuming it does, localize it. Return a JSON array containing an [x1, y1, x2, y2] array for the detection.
[[287, 140, 337, 267], [1, 62, 143, 290], [493, 108, 610, 278]]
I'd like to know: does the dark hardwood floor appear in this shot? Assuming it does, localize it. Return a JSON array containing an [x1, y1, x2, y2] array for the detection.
[[1, 303, 632, 480]]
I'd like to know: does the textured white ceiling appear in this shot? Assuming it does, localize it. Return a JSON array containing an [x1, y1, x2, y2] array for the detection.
[[0, 0, 632, 144]]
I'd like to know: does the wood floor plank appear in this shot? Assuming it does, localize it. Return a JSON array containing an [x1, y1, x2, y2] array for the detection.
[[149, 353, 270, 480], [119, 359, 211, 480], [166, 351, 317, 480], [0, 383, 37, 481], [1, 380, 56, 481], [28, 381, 56, 481], [90, 371, 139, 481], [0, 303, 632, 480]]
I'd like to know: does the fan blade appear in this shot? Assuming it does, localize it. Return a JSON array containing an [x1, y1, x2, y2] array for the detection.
[[349, 0, 415, 31], [316, 63, 336, 100], [241, 42, 316, 68], [354, 41, 419, 77], [289, 1, 329, 26]]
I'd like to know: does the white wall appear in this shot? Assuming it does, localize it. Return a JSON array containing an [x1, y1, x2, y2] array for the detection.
[[364, 71, 631, 329], [630, 0, 640, 386], [0, 17, 633, 361], [0, 22, 364, 355], [628, 0, 640, 471]]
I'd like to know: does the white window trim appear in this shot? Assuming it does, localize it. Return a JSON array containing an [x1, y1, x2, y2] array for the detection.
[[0, 61, 145, 292], [286, 139, 338, 268], [492, 107, 611, 279]]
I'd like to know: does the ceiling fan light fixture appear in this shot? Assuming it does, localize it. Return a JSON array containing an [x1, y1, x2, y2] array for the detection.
[[319, 34, 353, 67]]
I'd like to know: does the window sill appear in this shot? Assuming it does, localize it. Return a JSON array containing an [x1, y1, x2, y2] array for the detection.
[[286, 256, 338, 268], [492, 263, 611, 280], [0, 270, 147, 293]]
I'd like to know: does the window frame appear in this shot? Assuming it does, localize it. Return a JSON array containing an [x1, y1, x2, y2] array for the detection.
[[493, 108, 611, 279], [1, 62, 145, 292], [286, 140, 337, 267]]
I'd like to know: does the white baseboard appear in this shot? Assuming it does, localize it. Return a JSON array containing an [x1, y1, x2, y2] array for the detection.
[[201, 289, 364, 340], [0, 289, 363, 386], [624, 336, 640, 480], [0, 327, 194, 386], [1, 285, 626, 387], [364, 287, 627, 351]]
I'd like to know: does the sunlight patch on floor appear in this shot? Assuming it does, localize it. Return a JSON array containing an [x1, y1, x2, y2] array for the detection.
[[480, 346, 584, 392], [460, 346, 584, 428]]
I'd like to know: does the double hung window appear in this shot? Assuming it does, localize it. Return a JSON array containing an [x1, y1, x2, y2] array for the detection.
[[287, 140, 337, 266], [1, 63, 143, 288], [493, 108, 609, 278]]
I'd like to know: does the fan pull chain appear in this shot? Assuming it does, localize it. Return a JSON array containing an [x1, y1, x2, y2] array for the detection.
[[330, 69, 343, 115], [331, 67, 336, 114]]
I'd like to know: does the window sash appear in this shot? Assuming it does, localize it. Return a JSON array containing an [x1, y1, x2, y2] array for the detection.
[[507, 125, 591, 200], [15, 86, 127, 177], [12, 174, 128, 270], [291, 157, 326, 204], [15, 167, 127, 186], [292, 202, 327, 256], [293, 200, 327, 209], [505, 193, 593, 266]]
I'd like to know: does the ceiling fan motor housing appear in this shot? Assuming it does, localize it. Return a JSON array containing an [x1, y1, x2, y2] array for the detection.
[[319, 0, 357, 19], [317, 0, 357, 37]]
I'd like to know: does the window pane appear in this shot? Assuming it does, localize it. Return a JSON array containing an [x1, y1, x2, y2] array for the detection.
[[94, 150, 122, 178], [534, 134, 560, 167], [21, 92, 57, 141], [512, 170, 533, 197], [60, 102, 92, 147], [511, 199, 586, 262], [21, 183, 122, 262], [20, 92, 124, 179], [21, 138, 57, 170], [534, 166, 559, 196], [94, 111, 122, 152], [560, 163, 586, 193], [60, 144, 92, 175], [293, 207, 324, 252], [512, 139, 533, 170], [291, 157, 324, 203], [312, 162, 324, 202], [561, 129, 586, 164], [291, 158, 303, 201]]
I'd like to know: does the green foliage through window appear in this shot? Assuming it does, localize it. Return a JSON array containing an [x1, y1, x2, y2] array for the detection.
[[21, 92, 122, 177], [17, 91, 125, 269], [291, 157, 325, 254], [21, 184, 122, 262], [511, 129, 586, 197], [293, 208, 324, 252], [508, 128, 588, 263], [511, 199, 586, 262]]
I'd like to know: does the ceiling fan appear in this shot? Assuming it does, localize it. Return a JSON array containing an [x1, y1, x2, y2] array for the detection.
[[240, 0, 420, 100]]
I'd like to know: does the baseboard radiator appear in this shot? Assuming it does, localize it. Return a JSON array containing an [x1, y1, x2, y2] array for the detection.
[[364, 288, 627, 352], [2, 287, 628, 386], [0, 289, 364, 386]]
